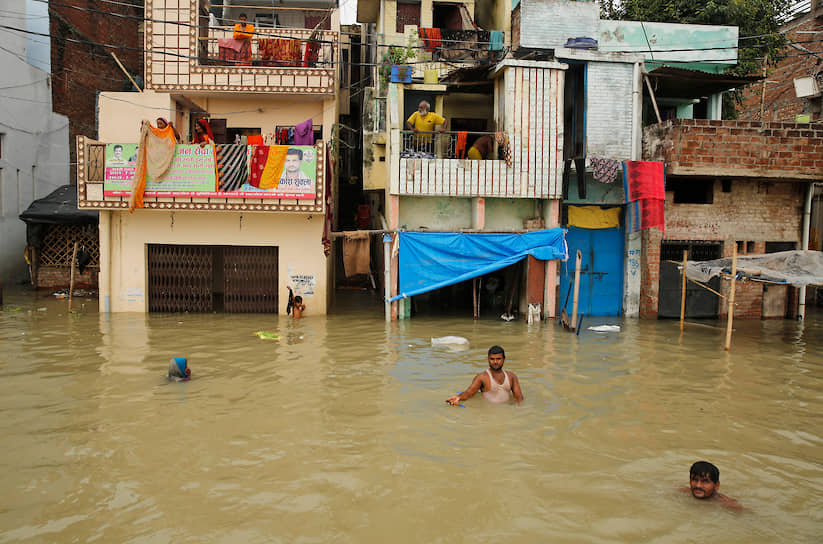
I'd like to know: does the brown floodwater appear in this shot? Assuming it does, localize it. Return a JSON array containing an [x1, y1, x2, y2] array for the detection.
[[1, 286, 822, 543]]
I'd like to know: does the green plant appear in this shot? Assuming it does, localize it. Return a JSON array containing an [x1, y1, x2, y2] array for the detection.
[[378, 32, 419, 91]]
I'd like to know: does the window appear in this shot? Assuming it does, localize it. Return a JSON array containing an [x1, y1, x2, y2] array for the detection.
[[667, 178, 713, 204], [396, 1, 421, 33]]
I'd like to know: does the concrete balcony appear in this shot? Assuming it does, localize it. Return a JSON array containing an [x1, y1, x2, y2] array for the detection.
[[145, 0, 337, 94], [644, 119, 823, 181], [76, 136, 327, 214]]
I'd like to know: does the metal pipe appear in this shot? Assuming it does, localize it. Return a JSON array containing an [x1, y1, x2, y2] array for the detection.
[[383, 233, 392, 323], [798, 182, 815, 319]]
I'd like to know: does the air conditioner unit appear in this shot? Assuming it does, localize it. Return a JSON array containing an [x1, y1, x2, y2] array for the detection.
[[794, 76, 821, 98]]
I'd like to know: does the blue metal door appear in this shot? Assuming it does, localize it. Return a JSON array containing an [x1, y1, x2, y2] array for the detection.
[[559, 226, 624, 316]]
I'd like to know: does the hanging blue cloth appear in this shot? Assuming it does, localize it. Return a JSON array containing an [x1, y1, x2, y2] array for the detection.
[[390, 229, 567, 301], [488, 30, 504, 51]]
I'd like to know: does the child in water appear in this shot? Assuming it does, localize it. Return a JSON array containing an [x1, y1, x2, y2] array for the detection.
[[168, 357, 191, 381], [293, 296, 305, 319]]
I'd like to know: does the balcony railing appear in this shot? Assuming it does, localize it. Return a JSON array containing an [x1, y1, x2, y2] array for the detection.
[[418, 29, 505, 62], [400, 131, 497, 159], [76, 137, 328, 213], [198, 27, 335, 69]]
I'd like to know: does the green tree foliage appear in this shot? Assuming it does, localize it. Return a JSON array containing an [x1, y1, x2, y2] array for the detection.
[[600, 0, 791, 76]]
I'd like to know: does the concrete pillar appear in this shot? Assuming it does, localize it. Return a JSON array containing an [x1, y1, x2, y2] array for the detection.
[[544, 198, 560, 318], [472, 197, 485, 230]]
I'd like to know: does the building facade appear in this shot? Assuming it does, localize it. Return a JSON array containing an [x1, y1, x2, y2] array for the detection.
[[1, 0, 69, 284], [76, 0, 340, 314]]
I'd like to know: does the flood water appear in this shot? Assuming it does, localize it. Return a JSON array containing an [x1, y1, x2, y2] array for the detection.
[[1, 287, 822, 543]]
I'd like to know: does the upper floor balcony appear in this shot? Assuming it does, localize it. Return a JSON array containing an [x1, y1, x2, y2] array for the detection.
[[76, 136, 328, 214], [145, 0, 338, 95]]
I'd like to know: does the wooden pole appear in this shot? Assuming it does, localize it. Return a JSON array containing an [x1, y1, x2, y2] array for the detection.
[[472, 277, 478, 320], [110, 52, 142, 93], [680, 249, 688, 331], [571, 250, 582, 331], [724, 245, 737, 351], [643, 74, 663, 124], [68, 241, 79, 312]]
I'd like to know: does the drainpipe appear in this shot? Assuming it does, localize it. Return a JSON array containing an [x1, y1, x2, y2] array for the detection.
[[380, 214, 391, 322], [631, 62, 642, 160], [99, 209, 112, 313], [798, 182, 815, 319]]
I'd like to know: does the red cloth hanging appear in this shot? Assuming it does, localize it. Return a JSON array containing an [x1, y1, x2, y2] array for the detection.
[[419, 28, 442, 52], [455, 131, 468, 159]]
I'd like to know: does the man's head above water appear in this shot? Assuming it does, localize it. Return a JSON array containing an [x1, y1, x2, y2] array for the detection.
[[689, 461, 720, 500], [487, 345, 505, 371]]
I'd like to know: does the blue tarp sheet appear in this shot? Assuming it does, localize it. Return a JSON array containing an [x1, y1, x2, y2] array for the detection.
[[391, 229, 567, 301]]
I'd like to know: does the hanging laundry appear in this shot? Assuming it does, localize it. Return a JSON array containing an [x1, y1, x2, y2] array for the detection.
[[287, 127, 295, 145], [488, 30, 504, 51], [217, 38, 250, 65], [455, 131, 468, 159], [623, 161, 665, 233], [342, 230, 371, 277], [562, 158, 587, 199], [215, 144, 248, 192], [129, 120, 177, 211], [567, 206, 621, 229], [418, 28, 442, 52], [302, 40, 321, 67], [589, 157, 621, 184], [294, 119, 314, 145], [248, 145, 290, 189], [271, 38, 302, 66], [275, 127, 289, 145], [246, 134, 264, 146]]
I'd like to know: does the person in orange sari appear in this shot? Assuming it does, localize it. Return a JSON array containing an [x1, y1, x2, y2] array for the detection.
[[232, 13, 254, 64]]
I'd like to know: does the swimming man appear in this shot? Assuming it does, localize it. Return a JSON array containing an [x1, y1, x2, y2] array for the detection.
[[682, 460, 742, 510], [446, 345, 523, 406]]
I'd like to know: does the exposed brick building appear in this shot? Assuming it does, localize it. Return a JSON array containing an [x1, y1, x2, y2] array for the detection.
[[738, 3, 823, 122], [642, 119, 823, 319], [49, 1, 144, 184]]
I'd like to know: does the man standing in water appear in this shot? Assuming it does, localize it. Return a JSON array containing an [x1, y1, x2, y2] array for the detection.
[[682, 461, 742, 510], [446, 345, 523, 406]]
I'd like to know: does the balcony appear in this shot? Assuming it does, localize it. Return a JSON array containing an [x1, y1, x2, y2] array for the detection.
[[393, 130, 562, 198], [76, 137, 327, 213], [145, 0, 337, 94]]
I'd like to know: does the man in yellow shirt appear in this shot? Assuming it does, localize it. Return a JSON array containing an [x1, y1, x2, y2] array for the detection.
[[233, 13, 254, 63], [406, 100, 447, 153]]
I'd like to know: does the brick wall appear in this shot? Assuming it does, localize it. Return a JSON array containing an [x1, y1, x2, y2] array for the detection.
[[738, 10, 823, 122], [49, 1, 144, 184], [644, 119, 823, 181], [37, 266, 98, 290], [639, 181, 804, 319]]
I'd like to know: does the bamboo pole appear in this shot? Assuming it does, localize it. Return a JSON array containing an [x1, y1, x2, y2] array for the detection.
[[110, 52, 142, 92], [724, 245, 738, 351], [472, 277, 478, 320], [571, 250, 582, 331], [680, 249, 688, 331], [68, 241, 79, 312], [643, 75, 663, 124]]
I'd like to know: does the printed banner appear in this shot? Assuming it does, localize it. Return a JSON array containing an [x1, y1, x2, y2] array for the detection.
[[104, 144, 317, 199]]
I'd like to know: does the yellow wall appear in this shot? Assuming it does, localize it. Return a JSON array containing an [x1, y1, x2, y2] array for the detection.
[[442, 93, 494, 127], [204, 96, 337, 141], [98, 91, 179, 142], [100, 210, 328, 314]]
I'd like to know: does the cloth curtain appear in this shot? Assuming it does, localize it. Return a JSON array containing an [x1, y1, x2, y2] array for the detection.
[[129, 120, 177, 211], [623, 161, 665, 233]]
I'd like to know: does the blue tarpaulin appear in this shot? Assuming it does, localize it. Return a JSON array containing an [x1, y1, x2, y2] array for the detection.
[[391, 229, 567, 301]]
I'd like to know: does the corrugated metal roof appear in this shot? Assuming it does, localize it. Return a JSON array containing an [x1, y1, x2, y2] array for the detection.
[[646, 66, 763, 99]]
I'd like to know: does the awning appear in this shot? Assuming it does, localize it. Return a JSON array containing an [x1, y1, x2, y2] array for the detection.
[[392, 229, 567, 301], [19, 185, 98, 225], [646, 66, 763, 99], [685, 250, 823, 287]]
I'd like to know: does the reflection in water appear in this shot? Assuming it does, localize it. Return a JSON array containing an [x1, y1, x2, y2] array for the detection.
[[1, 288, 822, 542]]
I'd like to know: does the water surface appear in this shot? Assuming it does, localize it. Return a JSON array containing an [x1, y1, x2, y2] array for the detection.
[[1, 288, 821, 542]]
